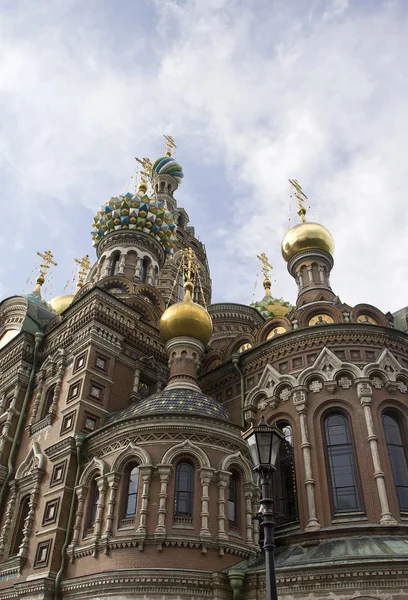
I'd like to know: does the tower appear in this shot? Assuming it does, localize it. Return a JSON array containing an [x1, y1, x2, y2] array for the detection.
[[281, 180, 336, 309]]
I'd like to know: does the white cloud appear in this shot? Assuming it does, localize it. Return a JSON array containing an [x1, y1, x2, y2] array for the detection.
[[0, 0, 407, 314]]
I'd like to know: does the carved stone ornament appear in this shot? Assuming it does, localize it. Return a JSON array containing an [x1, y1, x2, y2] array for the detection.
[[292, 390, 306, 407], [397, 381, 408, 393], [357, 382, 372, 398], [279, 388, 291, 402], [309, 380, 323, 393], [338, 376, 352, 389], [371, 376, 383, 389], [257, 399, 268, 411]]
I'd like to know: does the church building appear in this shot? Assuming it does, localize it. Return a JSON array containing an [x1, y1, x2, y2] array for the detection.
[[0, 144, 407, 599]]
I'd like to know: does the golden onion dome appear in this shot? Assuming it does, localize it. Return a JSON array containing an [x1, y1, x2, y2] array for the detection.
[[281, 221, 335, 262], [49, 293, 75, 315], [160, 282, 213, 345]]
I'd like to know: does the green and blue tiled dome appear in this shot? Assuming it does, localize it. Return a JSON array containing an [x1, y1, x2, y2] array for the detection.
[[91, 192, 177, 255], [151, 156, 184, 184], [105, 389, 230, 425]]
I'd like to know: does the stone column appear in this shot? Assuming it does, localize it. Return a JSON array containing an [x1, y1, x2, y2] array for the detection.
[[19, 472, 43, 559], [0, 481, 17, 557], [292, 389, 321, 531], [104, 472, 120, 540], [29, 373, 44, 427], [252, 488, 260, 548], [357, 381, 397, 525], [216, 471, 229, 541], [199, 467, 214, 539], [102, 256, 113, 278], [136, 465, 153, 535], [94, 476, 108, 543], [306, 265, 313, 283], [154, 465, 172, 542], [72, 484, 88, 545], [134, 257, 142, 280], [244, 482, 255, 545], [117, 252, 126, 275]]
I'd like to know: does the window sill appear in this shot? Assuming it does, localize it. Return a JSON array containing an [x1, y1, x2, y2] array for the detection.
[[332, 513, 367, 524], [118, 518, 136, 529], [172, 523, 195, 529]]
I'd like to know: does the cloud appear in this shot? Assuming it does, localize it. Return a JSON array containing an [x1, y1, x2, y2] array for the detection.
[[0, 0, 407, 314]]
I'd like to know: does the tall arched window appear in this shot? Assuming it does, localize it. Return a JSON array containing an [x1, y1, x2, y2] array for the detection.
[[324, 412, 361, 513], [382, 411, 408, 512], [140, 257, 150, 282], [228, 473, 238, 526], [110, 251, 120, 276], [273, 422, 299, 524], [12, 495, 30, 555], [88, 481, 99, 527], [175, 462, 194, 516], [124, 466, 140, 518], [42, 386, 55, 418]]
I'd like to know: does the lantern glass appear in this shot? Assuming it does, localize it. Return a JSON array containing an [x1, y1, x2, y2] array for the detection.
[[257, 431, 272, 465], [246, 432, 259, 467], [242, 418, 285, 470]]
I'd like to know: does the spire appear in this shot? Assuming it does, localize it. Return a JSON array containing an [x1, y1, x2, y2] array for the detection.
[[289, 178, 308, 223], [135, 156, 152, 195], [34, 250, 57, 294], [256, 252, 273, 297]]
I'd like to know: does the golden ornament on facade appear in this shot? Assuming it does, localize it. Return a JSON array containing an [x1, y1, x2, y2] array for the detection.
[[357, 314, 377, 325], [266, 326, 286, 339]]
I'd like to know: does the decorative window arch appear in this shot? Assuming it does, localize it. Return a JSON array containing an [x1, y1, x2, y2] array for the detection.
[[175, 462, 194, 517], [273, 421, 299, 524], [323, 411, 362, 513], [382, 409, 408, 512]]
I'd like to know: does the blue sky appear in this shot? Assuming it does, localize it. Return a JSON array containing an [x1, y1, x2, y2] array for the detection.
[[0, 0, 407, 313]]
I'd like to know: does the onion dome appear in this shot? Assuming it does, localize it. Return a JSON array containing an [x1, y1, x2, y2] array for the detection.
[[105, 389, 230, 424], [251, 294, 292, 319], [160, 281, 213, 345], [281, 222, 335, 262], [151, 156, 184, 184], [91, 191, 177, 256], [49, 293, 74, 315]]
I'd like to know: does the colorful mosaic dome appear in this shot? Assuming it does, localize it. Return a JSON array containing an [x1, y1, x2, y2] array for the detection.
[[91, 192, 177, 255], [251, 295, 292, 319], [106, 389, 230, 424], [151, 156, 184, 184]]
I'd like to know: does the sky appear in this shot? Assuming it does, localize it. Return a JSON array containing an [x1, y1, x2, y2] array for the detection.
[[0, 0, 407, 314]]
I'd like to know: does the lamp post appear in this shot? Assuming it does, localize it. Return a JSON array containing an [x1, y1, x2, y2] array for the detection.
[[242, 416, 284, 600]]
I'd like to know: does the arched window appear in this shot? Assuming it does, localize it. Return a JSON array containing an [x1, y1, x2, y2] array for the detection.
[[88, 481, 99, 527], [12, 495, 30, 555], [42, 386, 55, 418], [110, 251, 120, 276], [324, 412, 361, 513], [273, 422, 299, 524], [175, 462, 194, 516], [140, 257, 150, 282], [228, 473, 238, 526], [382, 411, 408, 511], [124, 466, 140, 518]]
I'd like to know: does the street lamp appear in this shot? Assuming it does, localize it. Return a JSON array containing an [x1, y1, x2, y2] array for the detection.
[[242, 416, 285, 600]]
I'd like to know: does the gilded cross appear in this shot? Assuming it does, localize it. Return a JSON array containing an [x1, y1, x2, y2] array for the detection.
[[288, 178, 308, 223], [135, 157, 152, 182], [74, 255, 91, 289], [163, 135, 177, 157]]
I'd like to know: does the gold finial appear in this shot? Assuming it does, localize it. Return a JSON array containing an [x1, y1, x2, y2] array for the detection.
[[35, 250, 57, 293], [135, 157, 152, 193], [256, 252, 273, 297], [178, 247, 201, 299], [164, 135, 177, 157], [289, 179, 308, 223], [74, 255, 91, 290]]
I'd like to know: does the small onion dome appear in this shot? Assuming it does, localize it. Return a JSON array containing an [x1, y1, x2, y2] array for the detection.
[[151, 156, 184, 184], [91, 191, 177, 255], [281, 221, 335, 262], [160, 282, 213, 345], [251, 295, 292, 319], [49, 293, 75, 315]]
